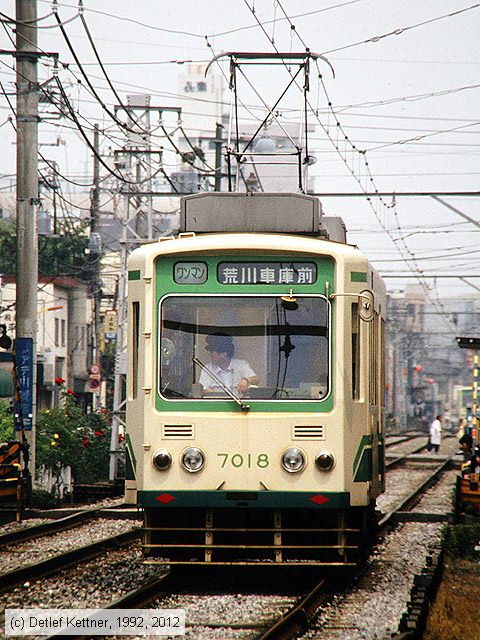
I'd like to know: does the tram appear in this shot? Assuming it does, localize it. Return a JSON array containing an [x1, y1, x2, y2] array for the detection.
[[125, 192, 386, 566]]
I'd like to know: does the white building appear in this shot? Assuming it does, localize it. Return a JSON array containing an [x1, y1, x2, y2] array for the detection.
[[1, 276, 91, 410]]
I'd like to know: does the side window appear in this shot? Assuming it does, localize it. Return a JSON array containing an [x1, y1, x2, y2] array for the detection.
[[351, 303, 360, 400], [369, 312, 378, 406], [380, 317, 386, 411], [131, 302, 140, 399]]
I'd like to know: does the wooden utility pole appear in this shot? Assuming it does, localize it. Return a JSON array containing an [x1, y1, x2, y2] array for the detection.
[[15, 0, 39, 475]]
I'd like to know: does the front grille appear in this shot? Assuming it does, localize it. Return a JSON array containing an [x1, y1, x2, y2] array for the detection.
[[162, 424, 194, 439], [292, 425, 325, 440]]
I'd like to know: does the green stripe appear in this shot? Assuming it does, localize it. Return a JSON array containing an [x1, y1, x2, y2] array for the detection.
[[156, 396, 334, 413], [351, 271, 367, 282], [128, 269, 141, 281], [138, 489, 350, 509], [125, 433, 136, 469], [125, 449, 135, 481], [353, 435, 371, 471], [155, 253, 335, 414], [353, 435, 372, 482]]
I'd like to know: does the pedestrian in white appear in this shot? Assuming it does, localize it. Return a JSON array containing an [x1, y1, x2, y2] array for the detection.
[[428, 415, 442, 453]]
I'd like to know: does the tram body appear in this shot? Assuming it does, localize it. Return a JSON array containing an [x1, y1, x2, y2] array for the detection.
[[125, 193, 386, 566]]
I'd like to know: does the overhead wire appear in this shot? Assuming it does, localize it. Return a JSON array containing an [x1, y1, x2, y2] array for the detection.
[[0, 9, 56, 26], [41, 0, 206, 39], [320, 2, 480, 56], [69, 2, 219, 178], [2, 5, 476, 210], [243, 0, 462, 328]]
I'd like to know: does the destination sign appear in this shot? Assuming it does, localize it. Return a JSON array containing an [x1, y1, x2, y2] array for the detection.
[[217, 262, 317, 285]]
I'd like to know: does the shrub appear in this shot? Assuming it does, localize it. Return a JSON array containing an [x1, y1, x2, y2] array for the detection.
[[0, 399, 14, 442], [442, 523, 480, 560], [36, 382, 112, 485], [31, 488, 62, 510]]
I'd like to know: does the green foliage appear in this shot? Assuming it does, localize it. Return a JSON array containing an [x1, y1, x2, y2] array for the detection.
[[0, 399, 14, 442], [442, 523, 480, 559], [36, 383, 113, 484], [31, 489, 62, 510], [0, 221, 91, 280], [39, 232, 91, 281]]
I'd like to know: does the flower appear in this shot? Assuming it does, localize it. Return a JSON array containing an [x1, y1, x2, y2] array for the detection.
[[82, 436, 89, 447], [55, 377, 65, 385], [66, 389, 76, 396], [53, 433, 59, 439], [95, 429, 104, 437], [51, 441, 57, 446], [118, 434, 125, 443]]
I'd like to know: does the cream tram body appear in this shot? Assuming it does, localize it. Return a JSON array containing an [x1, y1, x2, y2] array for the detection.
[[126, 227, 386, 566]]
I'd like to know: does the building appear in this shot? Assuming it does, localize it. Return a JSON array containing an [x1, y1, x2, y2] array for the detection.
[[0, 276, 92, 410]]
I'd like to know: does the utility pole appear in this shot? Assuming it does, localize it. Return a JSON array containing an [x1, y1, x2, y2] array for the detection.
[[15, 0, 39, 476], [109, 97, 180, 480], [89, 124, 102, 410], [214, 122, 224, 191]]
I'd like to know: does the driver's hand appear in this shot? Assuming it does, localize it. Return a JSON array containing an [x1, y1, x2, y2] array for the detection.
[[237, 378, 249, 393]]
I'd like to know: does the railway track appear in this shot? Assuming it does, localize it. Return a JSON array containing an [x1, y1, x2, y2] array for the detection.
[[133, 446, 458, 639], [291, 446, 459, 640], [0, 502, 136, 549], [0, 441, 462, 639], [0, 528, 140, 592]]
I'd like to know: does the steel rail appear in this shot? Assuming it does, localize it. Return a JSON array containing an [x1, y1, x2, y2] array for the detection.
[[379, 457, 453, 530], [43, 572, 173, 640], [0, 528, 140, 592], [0, 506, 110, 549], [254, 577, 329, 640]]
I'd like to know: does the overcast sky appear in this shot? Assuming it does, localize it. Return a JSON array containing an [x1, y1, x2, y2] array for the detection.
[[1, 0, 479, 306]]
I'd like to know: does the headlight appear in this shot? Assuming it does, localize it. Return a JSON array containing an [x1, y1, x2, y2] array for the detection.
[[152, 449, 172, 471], [182, 447, 205, 473], [281, 447, 306, 473], [315, 450, 335, 471]]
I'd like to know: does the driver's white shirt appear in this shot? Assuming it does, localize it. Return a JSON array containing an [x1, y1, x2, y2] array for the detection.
[[198, 358, 256, 392]]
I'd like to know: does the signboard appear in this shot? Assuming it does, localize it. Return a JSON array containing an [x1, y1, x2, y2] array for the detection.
[[217, 262, 317, 285], [174, 262, 208, 284], [89, 378, 101, 391], [14, 337, 34, 430], [104, 311, 118, 341], [89, 363, 101, 393]]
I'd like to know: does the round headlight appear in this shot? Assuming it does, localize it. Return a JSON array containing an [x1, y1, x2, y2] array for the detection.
[[182, 447, 205, 473], [315, 450, 335, 471], [281, 447, 306, 473], [152, 449, 172, 471]]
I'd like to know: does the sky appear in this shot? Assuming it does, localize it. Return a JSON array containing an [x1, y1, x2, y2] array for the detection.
[[1, 0, 479, 306]]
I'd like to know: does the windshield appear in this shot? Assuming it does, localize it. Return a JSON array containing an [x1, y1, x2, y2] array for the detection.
[[159, 295, 329, 401]]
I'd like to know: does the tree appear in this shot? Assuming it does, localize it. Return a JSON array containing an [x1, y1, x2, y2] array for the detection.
[[0, 220, 92, 280]]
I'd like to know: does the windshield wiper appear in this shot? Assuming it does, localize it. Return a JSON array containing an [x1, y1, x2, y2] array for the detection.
[[192, 356, 250, 412]]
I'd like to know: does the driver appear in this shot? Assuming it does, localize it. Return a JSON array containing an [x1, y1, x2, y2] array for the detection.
[[199, 333, 258, 395]]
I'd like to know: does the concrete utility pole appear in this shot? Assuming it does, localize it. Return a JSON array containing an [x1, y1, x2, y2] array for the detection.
[[15, 0, 39, 475], [89, 124, 102, 410]]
